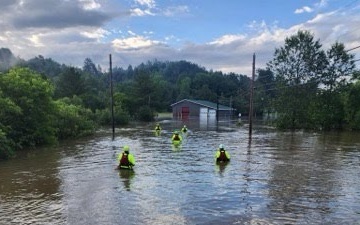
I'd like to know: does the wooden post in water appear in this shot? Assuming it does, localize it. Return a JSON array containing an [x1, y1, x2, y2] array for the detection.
[[249, 53, 255, 136], [109, 54, 115, 140]]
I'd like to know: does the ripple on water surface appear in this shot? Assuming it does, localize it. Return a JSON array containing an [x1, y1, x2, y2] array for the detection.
[[1, 124, 360, 224]]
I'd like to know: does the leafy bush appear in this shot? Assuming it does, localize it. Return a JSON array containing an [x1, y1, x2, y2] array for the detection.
[[0, 68, 57, 148], [95, 107, 130, 126], [54, 99, 96, 139], [137, 105, 154, 122], [0, 129, 15, 160]]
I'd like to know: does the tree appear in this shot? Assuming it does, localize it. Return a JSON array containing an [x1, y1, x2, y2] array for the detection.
[[255, 69, 275, 117], [268, 30, 327, 129], [0, 90, 21, 159], [308, 42, 356, 130], [55, 67, 85, 98], [80, 73, 107, 111], [177, 77, 192, 100], [83, 58, 99, 77], [53, 99, 96, 139], [344, 81, 360, 130], [322, 42, 355, 91], [0, 67, 56, 149], [122, 68, 157, 121], [19, 55, 65, 78]]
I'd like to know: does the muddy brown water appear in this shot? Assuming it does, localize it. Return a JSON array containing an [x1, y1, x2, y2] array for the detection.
[[1, 120, 360, 224]]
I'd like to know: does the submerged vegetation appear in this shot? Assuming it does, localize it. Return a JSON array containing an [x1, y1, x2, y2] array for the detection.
[[0, 29, 359, 159]]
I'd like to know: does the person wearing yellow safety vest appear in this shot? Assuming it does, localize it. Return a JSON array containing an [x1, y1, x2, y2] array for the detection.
[[171, 131, 182, 142], [215, 144, 230, 162], [117, 145, 136, 170], [181, 125, 188, 133], [155, 123, 162, 131]]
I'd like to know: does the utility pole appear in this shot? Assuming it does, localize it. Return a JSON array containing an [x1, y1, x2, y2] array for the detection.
[[109, 54, 115, 140], [230, 95, 232, 119], [249, 53, 255, 135]]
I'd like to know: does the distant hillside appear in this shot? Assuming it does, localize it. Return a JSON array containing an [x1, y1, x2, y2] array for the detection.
[[0, 48, 19, 71]]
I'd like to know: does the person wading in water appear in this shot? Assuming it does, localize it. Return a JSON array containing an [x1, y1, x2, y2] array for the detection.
[[117, 145, 136, 170], [215, 144, 230, 162]]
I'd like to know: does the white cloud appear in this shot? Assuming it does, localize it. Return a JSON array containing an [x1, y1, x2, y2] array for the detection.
[[81, 28, 110, 41], [295, 0, 328, 14], [295, 6, 313, 14], [79, 0, 101, 10], [316, 0, 328, 8], [134, 0, 156, 8], [130, 8, 154, 16], [0, 0, 359, 76], [163, 5, 189, 17], [209, 34, 247, 45], [28, 34, 45, 47], [128, 30, 136, 36], [112, 36, 163, 50]]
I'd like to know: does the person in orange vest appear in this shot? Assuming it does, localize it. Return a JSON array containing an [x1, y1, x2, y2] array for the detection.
[[117, 145, 136, 170], [215, 144, 230, 162]]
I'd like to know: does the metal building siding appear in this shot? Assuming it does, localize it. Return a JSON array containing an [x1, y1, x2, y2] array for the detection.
[[171, 99, 234, 119], [172, 100, 201, 117]]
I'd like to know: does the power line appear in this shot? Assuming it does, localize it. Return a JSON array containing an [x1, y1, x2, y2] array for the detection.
[[346, 45, 360, 52]]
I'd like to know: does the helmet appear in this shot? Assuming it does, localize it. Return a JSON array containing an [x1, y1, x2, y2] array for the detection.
[[184, 125, 187, 127], [123, 145, 130, 152], [219, 144, 224, 149], [174, 131, 179, 134]]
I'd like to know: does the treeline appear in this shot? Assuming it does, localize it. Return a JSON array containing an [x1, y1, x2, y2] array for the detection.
[[257, 30, 359, 130], [0, 49, 251, 159], [0, 29, 359, 159]]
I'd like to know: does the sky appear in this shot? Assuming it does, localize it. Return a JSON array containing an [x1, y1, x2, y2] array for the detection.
[[0, 0, 359, 76]]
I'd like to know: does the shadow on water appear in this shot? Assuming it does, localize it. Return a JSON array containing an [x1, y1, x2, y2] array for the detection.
[[1, 120, 360, 224]]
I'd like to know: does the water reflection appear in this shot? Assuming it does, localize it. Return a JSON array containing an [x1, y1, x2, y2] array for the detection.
[[1, 122, 360, 224], [154, 130, 161, 137], [118, 169, 135, 191], [215, 161, 229, 176], [0, 147, 64, 224], [171, 143, 183, 152]]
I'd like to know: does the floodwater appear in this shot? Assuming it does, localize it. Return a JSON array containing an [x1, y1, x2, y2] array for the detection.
[[1, 120, 360, 225]]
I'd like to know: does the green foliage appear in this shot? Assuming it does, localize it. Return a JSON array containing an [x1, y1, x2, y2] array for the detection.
[[344, 81, 360, 130], [308, 91, 345, 130], [1, 51, 258, 160], [95, 91, 130, 125], [0, 92, 21, 158], [54, 67, 85, 98], [17, 55, 65, 78], [95, 108, 130, 126], [255, 69, 275, 115], [0, 67, 57, 149], [322, 42, 355, 91], [137, 105, 154, 122], [177, 76, 191, 100], [351, 111, 360, 130], [83, 58, 100, 76], [54, 99, 96, 139], [268, 30, 356, 130], [0, 129, 15, 159]]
